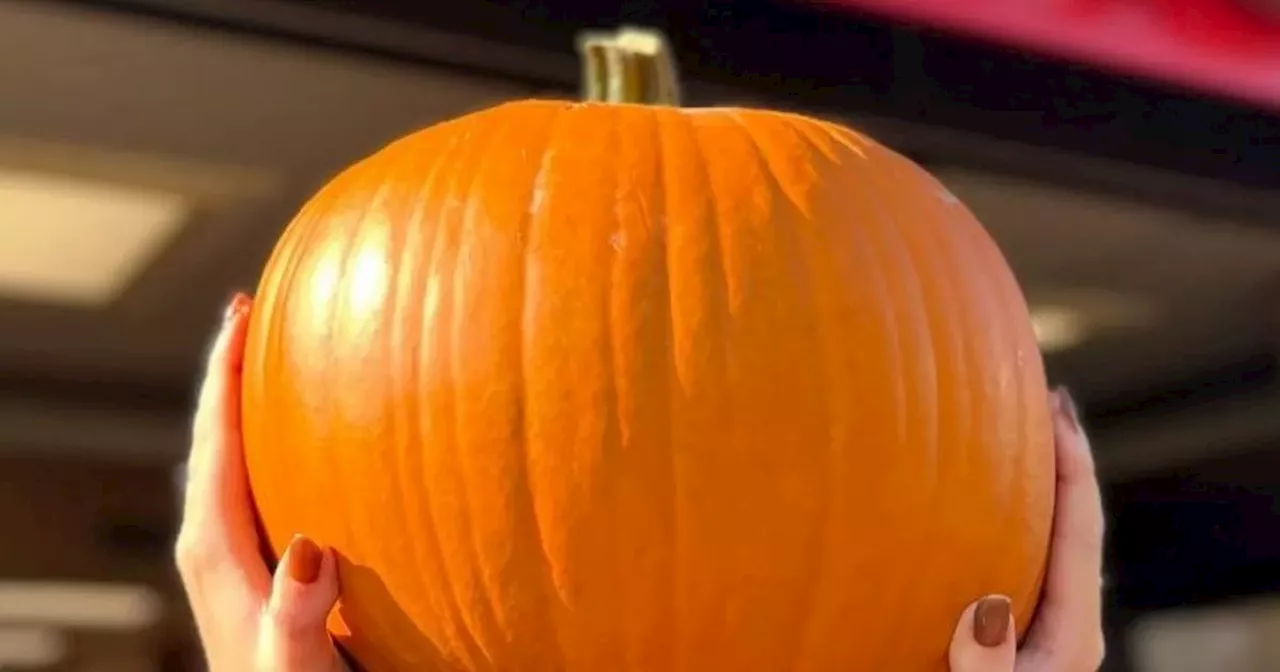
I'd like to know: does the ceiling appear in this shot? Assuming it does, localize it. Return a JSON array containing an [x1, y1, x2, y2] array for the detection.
[[1, 0, 1279, 472]]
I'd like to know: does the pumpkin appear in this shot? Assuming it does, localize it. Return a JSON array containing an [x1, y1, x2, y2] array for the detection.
[[242, 27, 1054, 672]]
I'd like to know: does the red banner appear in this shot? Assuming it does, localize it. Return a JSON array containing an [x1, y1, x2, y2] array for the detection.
[[815, 0, 1280, 110]]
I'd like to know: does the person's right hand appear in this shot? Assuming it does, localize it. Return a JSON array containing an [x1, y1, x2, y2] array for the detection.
[[948, 388, 1107, 671]]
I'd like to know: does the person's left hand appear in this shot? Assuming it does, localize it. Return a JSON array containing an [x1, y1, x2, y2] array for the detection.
[[947, 388, 1107, 671], [176, 294, 350, 671]]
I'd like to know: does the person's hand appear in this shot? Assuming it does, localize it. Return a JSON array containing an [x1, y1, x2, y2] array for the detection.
[[949, 388, 1106, 671], [176, 294, 350, 672]]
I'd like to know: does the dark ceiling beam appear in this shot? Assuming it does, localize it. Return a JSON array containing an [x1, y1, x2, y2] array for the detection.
[[1106, 445, 1280, 611], [48, 0, 577, 87], [0, 391, 187, 464]]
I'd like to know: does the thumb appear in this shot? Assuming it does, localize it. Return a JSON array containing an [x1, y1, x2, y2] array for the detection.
[[258, 535, 348, 671], [949, 596, 1016, 671]]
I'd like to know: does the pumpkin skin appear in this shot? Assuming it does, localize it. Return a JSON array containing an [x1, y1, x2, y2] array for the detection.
[[242, 99, 1054, 672]]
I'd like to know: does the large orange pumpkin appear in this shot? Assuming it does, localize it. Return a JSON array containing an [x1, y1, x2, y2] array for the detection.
[[242, 28, 1054, 672]]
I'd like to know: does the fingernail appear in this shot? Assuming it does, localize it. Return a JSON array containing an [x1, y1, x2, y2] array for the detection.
[[285, 535, 323, 585], [972, 596, 1011, 648], [223, 293, 251, 325], [1054, 385, 1080, 435]]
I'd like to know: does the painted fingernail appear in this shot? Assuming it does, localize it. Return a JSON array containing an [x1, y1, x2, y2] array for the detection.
[[1054, 385, 1080, 434], [285, 535, 323, 585], [973, 596, 1011, 648], [223, 293, 251, 324]]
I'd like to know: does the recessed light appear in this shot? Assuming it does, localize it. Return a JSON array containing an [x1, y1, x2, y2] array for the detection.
[[0, 581, 164, 630], [0, 166, 189, 307], [0, 626, 68, 668]]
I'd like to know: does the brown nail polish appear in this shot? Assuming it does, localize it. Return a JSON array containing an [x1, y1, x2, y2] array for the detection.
[[1054, 386, 1080, 434], [223, 293, 251, 324], [285, 535, 323, 584], [973, 596, 1011, 648]]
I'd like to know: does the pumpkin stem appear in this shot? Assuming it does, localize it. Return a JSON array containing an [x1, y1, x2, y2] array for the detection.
[[577, 27, 682, 106]]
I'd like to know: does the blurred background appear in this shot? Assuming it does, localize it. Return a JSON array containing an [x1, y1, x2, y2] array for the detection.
[[1, 0, 1279, 669]]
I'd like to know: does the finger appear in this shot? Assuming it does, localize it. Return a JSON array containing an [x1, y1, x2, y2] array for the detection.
[[259, 535, 347, 672], [1018, 388, 1106, 669], [176, 294, 270, 604], [950, 596, 1016, 671]]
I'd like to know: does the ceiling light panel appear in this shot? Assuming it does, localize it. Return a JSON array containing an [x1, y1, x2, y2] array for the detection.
[[0, 581, 164, 630], [0, 626, 67, 668], [0, 167, 189, 307], [1030, 304, 1090, 353]]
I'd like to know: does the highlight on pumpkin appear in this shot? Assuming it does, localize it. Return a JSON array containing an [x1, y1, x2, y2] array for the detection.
[[577, 26, 682, 106]]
